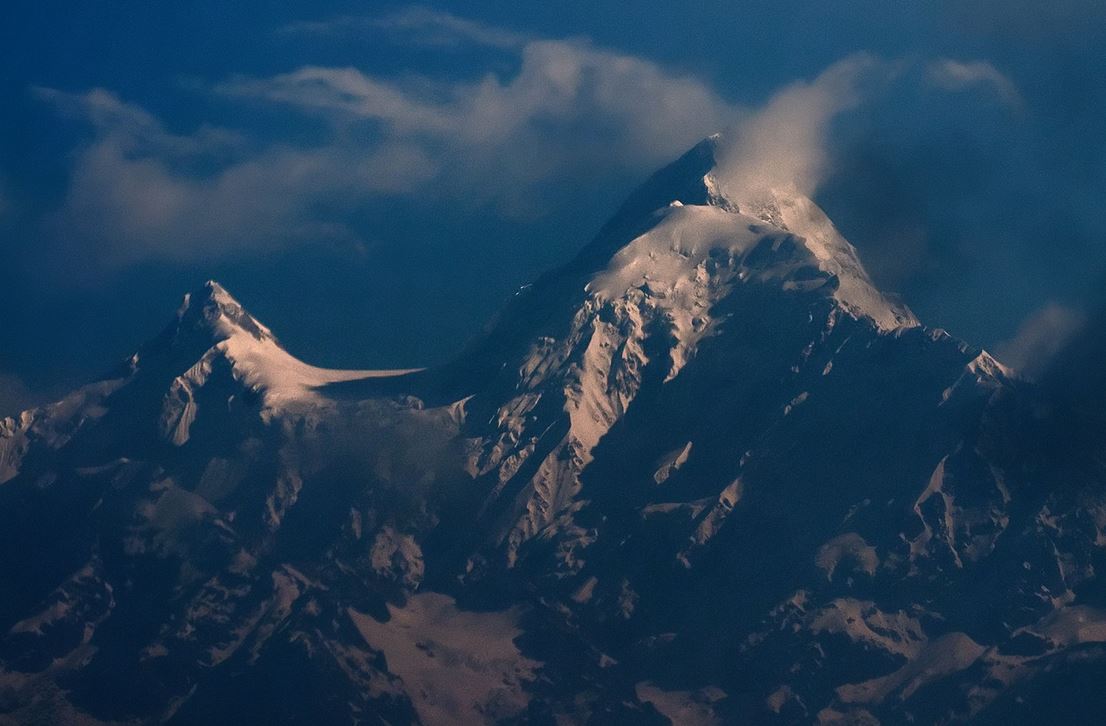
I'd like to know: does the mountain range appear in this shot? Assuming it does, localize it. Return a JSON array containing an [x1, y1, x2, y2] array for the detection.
[[2, 136, 1106, 725]]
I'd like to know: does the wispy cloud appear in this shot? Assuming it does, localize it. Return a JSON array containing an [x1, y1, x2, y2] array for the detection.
[[281, 6, 529, 49], [994, 302, 1085, 376], [34, 86, 245, 157], [717, 53, 885, 202], [219, 39, 737, 165], [217, 66, 455, 132], [36, 10, 901, 270], [40, 23, 744, 268], [37, 87, 437, 266], [926, 59, 1023, 109], [1037, 292, 1106, 417]]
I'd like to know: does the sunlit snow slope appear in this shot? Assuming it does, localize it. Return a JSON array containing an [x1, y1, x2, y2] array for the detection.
[[1, 136, 1104, 726]]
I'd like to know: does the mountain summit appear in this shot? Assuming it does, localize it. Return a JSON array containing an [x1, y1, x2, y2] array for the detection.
[[1, 138, 1104, 725], [595, 135, 917, 330], [162, 280, 417, 414]]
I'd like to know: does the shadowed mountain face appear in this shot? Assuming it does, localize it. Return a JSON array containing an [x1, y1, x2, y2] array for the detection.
[[2, 138, 1105, 725]]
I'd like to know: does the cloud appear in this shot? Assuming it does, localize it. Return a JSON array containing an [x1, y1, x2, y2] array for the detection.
[[36, 12, 893, 271], [1040, 293, 1106, 420], [219, 38, 737, 175], [282, 6, 529, 50], [221, 42, 894, 219], [40, 25, 742, 268], [926, 59, 1023, 109], [716, 54, 884, 202], [218, 66, 454, 133], [993, 302, 1086, 376], [37, 88, 438, 267], [34, 86, 245, 157]]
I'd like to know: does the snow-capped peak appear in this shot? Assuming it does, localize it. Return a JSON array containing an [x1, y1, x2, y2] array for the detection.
[[732, 184, 917, 331], [587, 136, 917, 334], [176, 280, 277, 344], [165, 281, 419, 414]]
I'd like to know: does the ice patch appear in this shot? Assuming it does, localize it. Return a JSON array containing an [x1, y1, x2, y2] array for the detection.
[[348, 593, 540, 725]]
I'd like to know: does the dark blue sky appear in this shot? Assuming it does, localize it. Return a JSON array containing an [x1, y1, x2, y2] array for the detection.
[[2, 1, 1105, 415]]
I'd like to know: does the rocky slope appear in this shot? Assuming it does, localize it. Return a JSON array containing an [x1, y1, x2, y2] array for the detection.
[[2, 137, 1105, 725]]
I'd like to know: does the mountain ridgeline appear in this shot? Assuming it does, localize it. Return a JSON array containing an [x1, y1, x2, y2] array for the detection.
[[2, 137, 1105, 725]]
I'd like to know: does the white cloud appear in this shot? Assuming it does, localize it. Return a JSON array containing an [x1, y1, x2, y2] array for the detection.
[[39, 12, 889, 268], [716, 53, 883, 203], [42, 31, 741, 264], [994, 302, 1085, 376], [926, 59, 1023, 109], [219, 37, 738, 182], [38, 88, 438, 266]]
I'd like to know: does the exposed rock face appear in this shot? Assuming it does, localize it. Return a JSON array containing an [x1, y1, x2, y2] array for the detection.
[[2, 138, 1105, 725]]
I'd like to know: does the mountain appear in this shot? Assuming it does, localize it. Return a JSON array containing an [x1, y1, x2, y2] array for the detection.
[[2, 136, 1106, 725]]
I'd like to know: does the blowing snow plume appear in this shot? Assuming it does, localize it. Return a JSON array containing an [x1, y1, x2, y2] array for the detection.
[[715, 54, 883, 206]]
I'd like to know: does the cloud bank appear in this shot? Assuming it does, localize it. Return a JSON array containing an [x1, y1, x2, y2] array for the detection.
[[36, 86, 438, 266], [215, 38, 738, 211], [31, 7, 1050, 298], [39, 19, 745, 268]]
